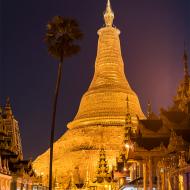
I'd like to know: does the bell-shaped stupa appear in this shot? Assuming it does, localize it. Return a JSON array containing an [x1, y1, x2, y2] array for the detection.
[[68, 0, 144, 129], [33, 0, 145, 187]]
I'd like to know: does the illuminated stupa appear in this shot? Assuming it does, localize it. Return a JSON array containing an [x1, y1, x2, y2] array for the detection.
[[33, 0, 145, 186]]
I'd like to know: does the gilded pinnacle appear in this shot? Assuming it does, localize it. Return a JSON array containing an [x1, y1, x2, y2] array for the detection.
[[6, 97, 10, 107], [147, 101, 152, 118], [5, 97, 12, 116], [183, 49, 189, 79], [125, 97, 132, 124], [104, 0, 114, 27]]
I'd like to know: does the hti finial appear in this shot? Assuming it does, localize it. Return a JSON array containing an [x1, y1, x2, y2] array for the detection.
[[104, 0, 114, 27]]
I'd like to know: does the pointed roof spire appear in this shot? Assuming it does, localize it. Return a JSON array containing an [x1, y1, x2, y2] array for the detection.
[[183, 47, 189, 81], [182, 45, 190, 96], [96, 147, 111, 181], [147, 101, 152, 118], [5, 97, 13, 117], [146, 100, 159, 119], [104, 0, 114, 27], [125, 96, 131, 124], [6, 97, 10, 107]]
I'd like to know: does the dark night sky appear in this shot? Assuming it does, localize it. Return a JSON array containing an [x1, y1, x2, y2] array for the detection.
[[1, 0, 190, 159]]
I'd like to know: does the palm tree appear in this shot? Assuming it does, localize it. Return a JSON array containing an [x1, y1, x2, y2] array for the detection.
[[45, 16, 83, 190]]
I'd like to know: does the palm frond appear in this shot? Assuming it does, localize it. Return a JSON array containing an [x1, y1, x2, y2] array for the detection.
[[45, 16, 83, 61]]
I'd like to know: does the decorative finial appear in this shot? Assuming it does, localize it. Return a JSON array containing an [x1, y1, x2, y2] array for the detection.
[[5, 97, 12, 116], [147, 101, 152, 118], [183, 47, 189, 80], [6, 97, 10, 107], [182, 45, 189, 96], [104, 0, 114, 27], [125, 96, 131, 124], [96, 148, 110, 179]]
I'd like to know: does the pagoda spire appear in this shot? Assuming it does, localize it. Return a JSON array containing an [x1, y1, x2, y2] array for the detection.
[[183, 48, 189, 82], [173, 48, 190, 111], [124, 97, 132, 147], [96, 147, 111, 182], [125, 97, 131, 124], [182, 48, 189, 96], [104, 0, 114, 27], [147, 101, 152, 118], [6, 97, 10, 107], [5, 97, 13, 117]]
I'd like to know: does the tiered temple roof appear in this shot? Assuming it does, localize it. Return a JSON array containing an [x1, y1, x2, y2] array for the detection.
[[0, 98, 35, 178]]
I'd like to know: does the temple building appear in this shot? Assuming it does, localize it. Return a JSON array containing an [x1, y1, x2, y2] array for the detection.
[[33, 0, 190, 190], [116, 50, 190, 190], [0, 98, 38, 190]]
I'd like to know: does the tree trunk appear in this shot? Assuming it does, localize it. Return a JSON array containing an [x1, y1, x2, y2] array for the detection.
[[49, 61, 63, 190]]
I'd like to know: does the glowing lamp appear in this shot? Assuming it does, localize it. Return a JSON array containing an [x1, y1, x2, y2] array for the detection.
[[125, 143, 130, 149]]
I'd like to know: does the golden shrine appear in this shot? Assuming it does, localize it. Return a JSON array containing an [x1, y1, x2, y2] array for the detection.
[[33, 0, 145, 187]]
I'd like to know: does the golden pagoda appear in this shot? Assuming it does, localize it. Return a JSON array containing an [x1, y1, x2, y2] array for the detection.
[[33, 0, 145, 186], [173, 49, 190, 112]]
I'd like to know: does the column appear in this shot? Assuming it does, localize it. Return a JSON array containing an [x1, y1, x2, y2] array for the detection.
[[156, 166, 160, 190], [161, 170, 165, 190], [179, 174, 184, 190], [3, 159, 7, 173], [143, 161, 147, 190], [6, 179, 9, 190], [129, 166, 133, 181], [6, 159, 9, 174], [167, 173, 172, 190], [149, 157, 153, 190], [184, 173, 187, 190], [173, 175, 177, 190]]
